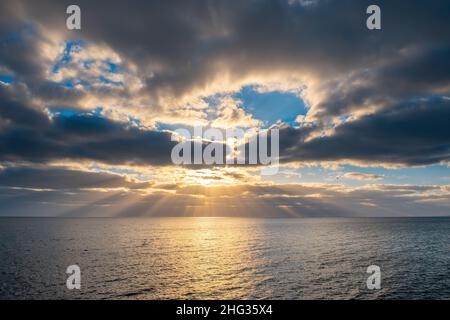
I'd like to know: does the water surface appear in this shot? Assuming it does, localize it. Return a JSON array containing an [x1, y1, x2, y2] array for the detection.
[[0, 217, 449, 299]]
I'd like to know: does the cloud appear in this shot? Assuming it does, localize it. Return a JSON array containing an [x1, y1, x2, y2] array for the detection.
[[0, 86, 177, 165], [210, 96, 262, 129], [1, 0, 447, 168], [343, 172, 384, 181], [279, 97, 450, 166], [0, 174, 448, 217], [2, 1, 447, 110], [0, 166, 149, 190], [0, 0, 450, 217]]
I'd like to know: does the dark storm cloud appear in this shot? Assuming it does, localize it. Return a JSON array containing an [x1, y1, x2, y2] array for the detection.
[[0, 116, 177, 166], [0, 23, 43, 82], [6, 0, 450, 99], [0, 86, 50, 128], [0, 86, 176, 165], [0, 167, 149, 190], [279, 97, 450, 166], [0, 0, 450, 167], [311, 46, 450, 121]]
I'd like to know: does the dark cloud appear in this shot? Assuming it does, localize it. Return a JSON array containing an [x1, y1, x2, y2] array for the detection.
[[1, 0, 450, 168], [0, 167, 148, 190], [0, 118, 177, 166], [0, 181, 448, 217], [279, 97, 450, 166], [0, 86, 50, 128], [311, 46, 450, 121], [2, 0, 448, 101], [0, 86, 176, 165]]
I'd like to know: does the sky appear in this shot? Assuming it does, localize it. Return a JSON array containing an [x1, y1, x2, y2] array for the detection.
[[0, 0, 449, 217]]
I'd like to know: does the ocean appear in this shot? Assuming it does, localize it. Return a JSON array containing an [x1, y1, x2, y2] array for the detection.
[[0, 217, 449, 300]]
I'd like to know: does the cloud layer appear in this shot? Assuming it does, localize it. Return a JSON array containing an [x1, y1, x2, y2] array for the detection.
[[1, 167, 449, 217], [1, 0, 450, 216]]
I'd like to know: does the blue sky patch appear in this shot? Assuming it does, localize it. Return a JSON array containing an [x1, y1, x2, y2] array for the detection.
[[52, 40, 85, 74], [105, 60, 121, 74], [234, 86, 307, 126], [0, 75, 14, 84], [48, 106, 103, 118]]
